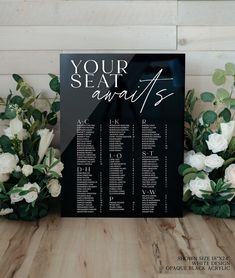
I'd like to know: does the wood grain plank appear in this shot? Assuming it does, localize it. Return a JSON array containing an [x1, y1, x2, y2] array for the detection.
[[62, 50, 235, 76], [0, 51, 60, 75], [178, 1, 235, 26], [178, 27, 235, 51], [0, 26, 176, 50], [0, 213, 234, 277], [185, 51, 235, 76], [1, 50, 234, 75], [0, 1, 177, 26], [186, 75, 219, 95]]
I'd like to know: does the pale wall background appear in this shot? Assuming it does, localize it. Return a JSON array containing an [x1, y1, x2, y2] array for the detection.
[[0, 0, 235, 144]]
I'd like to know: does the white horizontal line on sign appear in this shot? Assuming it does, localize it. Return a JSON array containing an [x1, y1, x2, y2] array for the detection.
[[178, 27, 235, 51], [0, 1, 176, 26], [0, 26, 176, 51]]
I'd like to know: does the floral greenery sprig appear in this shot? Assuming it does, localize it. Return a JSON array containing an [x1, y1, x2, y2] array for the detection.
[[0, 74, 63, 220], [180, 63, 235, 218]]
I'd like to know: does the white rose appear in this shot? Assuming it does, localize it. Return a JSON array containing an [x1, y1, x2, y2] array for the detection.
[[224, 164, 235, 187], [37, 129, 54, 163], [204, 154, 224, 172], [0, 208, 13, 216], [47, 179, 61, 197], [50, 160, 64, 177], [184, 150, 195, 165], [221, 121, 235, 143], [206, 133, 228, 153], [0, 153, 18, 174], [22, 165, 33, 177], [224, 164, 235, 200], [4, 117, 28, 141], [184, 151, 205, 170], [45, 157, 64, 177], [0, 173, 10, 182], [10, 192, 24, 204], [22, 182, 40, 203], [189, 176, 212, 198], [54, 148, 61, 159]]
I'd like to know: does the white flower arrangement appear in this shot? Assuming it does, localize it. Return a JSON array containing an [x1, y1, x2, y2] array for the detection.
[[180, 63, 235, 218], [0, 74, 63, 220]]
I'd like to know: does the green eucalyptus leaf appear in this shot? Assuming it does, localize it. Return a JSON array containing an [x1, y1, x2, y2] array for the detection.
[[216, 88, 230, 101], [178, 164, 191, 176], [183, 173, 197, 184], [186, 89, 195, 104], [223, 98, 235, 108], [202, 110, 217, 124], [219, 108, 231, 122], [49, 77, 60, 94], [19, 190, 31, 196], [183, 189, 192, 202], [8, 188, 22, 194], [48, 73, 57, 79], [196, 172, 206, 179], [185, 111, 193, 124], [200, 92, 215, 102], [47, 112, 57, 125], [16, 83, 21, 91], [0, 112, 7, 120], [12, 74, 23, 83], [202, 131, 211, 141], [22, 98, 35, 109], [0, 182, 6, 194], [0, 135, 15, 154], [20, 85, 33, 98], [33, 164, 46, 173], [51, 101, 60, 113], [225, 63, 235, 75], [5, 105, 16, 119], [212, 69, 226, 85], [223, 157, 235, 167], [32, 109, 42, 122], [182, 167, 198, 176], [48, 170, 60, 178], [10, 95, 24, 107], [229, 137, 235, 150]]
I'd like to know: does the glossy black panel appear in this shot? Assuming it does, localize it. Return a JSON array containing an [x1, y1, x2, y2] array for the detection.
[[60, 54, 185, 217]]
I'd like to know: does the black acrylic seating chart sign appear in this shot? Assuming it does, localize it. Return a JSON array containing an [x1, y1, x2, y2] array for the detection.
[[61, 54, 185, 217]]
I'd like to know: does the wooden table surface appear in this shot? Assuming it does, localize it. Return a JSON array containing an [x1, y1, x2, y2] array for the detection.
[[0, 208, 234, 278]]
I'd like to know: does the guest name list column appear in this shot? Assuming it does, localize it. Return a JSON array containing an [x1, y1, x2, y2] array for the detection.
[[108, 121, 132, 213], [141, 120, 162, 214], [76, 122, 99, 214]]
